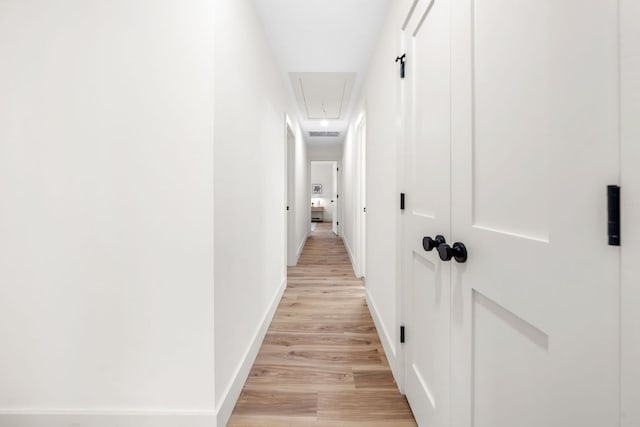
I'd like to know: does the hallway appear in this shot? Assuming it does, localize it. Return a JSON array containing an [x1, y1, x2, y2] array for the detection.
[[1, 1, 639, 426], [228, 223, 415, 426]]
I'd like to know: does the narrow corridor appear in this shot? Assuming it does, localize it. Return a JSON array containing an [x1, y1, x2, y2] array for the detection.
[[228, 223, 415, 426], [1, 1, 638, 426]]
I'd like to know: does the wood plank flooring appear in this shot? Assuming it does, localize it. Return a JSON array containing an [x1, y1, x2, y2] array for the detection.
[[228, 223, 416, 427]]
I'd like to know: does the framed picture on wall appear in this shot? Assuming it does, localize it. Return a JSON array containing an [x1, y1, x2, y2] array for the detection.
[[312, 184, 323, 195]]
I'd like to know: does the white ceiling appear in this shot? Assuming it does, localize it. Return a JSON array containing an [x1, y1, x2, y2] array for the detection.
[[254, 0, 390, 146]]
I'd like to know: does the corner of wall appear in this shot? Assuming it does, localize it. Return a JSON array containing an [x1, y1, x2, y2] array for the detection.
[[366, 288, 400, 387], [343, 237, 359, 277], [295, 234, 308, 264], [214, 278, 286, 426]]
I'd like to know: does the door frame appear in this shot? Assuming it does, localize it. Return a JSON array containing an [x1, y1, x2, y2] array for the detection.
[[331, 160, 340, 235], [396, 0, 411, 396], [355, 112, 367, 279], [309, 160, 338, 230], [307, 157, 342, 238], [285, 115, 296, 267]]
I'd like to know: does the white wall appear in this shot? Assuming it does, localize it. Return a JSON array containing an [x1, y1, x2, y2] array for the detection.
[[342, 0, 404, 384], [310, 161, 336, 222], [214, 0, 300, 424], [308, 142, 343, 161], [0, 1, 215, 425]]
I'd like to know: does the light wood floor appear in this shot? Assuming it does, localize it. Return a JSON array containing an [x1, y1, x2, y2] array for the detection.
[[228, 223, 416, 427]]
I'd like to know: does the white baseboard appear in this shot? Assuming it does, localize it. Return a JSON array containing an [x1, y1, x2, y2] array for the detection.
[[344, 238, 359, 277], [295, 235, 307, 265], [215, 278, 286, 426], [365, 288, 401, 387], [0, 410, 216, 427]]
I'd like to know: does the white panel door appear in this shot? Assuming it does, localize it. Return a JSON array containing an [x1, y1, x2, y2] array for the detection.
[[621, 1, 640, 425], [402, 0, 451, 425], [286, 126, 296, 266], [450, 1, 620, 426], [357, 117, 367, 278], [332, 163, 340, 235]]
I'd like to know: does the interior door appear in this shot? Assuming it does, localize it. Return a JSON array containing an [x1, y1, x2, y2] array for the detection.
[[450, 1, 620, 426], [357, 116, 367, 278], [402, 0, 451, 425], [332, 161, 339, 235], [286, 126, 296, 266], [621, 1, 640, 425]]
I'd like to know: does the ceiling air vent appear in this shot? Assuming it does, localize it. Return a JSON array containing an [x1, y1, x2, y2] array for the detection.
[[309, 131, 340, 137]]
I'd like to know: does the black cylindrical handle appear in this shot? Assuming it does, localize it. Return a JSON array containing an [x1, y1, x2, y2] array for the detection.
[[452, 242, 468, 263], [437, 243, 453, 261], [438, 242, 468, 263], [423, 235, 446, 252]]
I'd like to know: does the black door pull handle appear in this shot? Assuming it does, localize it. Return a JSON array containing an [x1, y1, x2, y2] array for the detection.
[[422, 235, 446, 252], [437, 242, 468, 263]]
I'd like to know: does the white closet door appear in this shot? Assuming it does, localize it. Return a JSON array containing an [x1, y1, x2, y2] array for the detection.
[[450, 1, 620, 426], [621, 1, 640, 425], [332, 162, 339, 235], [402, 0, 452, 425]]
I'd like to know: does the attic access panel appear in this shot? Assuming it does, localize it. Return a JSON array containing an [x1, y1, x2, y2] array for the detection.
[[290, 72, 356, 120]]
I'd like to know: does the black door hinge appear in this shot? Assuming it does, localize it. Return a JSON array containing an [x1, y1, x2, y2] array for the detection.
[[337, 221, 339, 226], [286, 206, 290, 211], [607, 185, 620, 246], [400, 193, 405, 210], [395, 54, 406, 79], [400, 326, 405, 343], [337, 194, 339, 199]]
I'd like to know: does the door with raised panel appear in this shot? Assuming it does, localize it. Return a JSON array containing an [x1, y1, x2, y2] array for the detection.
[[402, 0, 452, 425], [449, 1, 620, 426]]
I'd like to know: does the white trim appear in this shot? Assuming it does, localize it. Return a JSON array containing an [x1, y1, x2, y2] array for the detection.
[[285, 114, 294, 132], [0, 410, 216, 427], [295, 235, 307, 265], [365, 288, 401, 389], [215, 278, 286, 426], [344, 236, 359, 277], [355, 111, 366, 128]]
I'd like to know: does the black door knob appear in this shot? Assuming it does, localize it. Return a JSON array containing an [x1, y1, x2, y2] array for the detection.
[[437, 242, 468, 263], [422, 235, 446, 252]]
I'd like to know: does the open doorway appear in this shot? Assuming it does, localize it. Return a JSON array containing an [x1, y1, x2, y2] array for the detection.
[[310, 160, 339, 235]]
